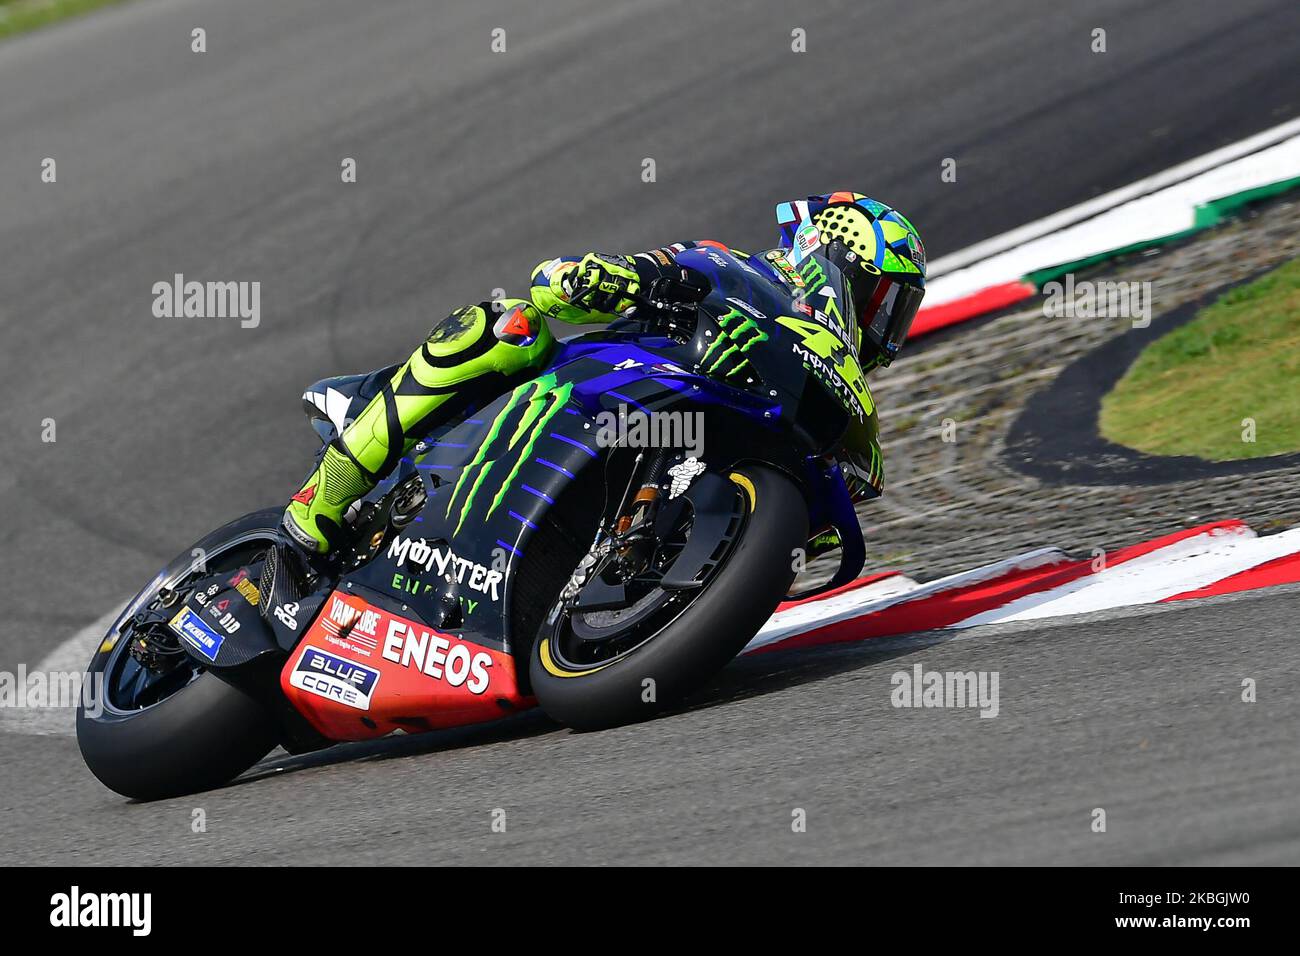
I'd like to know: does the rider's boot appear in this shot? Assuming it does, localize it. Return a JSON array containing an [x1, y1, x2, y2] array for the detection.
[[269, 300, 555, 599]]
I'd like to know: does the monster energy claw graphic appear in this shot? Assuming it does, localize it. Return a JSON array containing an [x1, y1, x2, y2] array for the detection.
[[443, 373, 574, 534], [798, 256, 826, 293], [701, 308, 769, 378]]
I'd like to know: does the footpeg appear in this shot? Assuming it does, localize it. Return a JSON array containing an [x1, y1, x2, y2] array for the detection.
[[390, 474, 428, 529]]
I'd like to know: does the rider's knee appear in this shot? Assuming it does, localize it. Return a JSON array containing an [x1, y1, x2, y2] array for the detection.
[[416, 300, 551, 383]]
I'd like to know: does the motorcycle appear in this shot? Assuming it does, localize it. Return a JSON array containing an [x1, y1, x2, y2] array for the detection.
[[77, 243, 879, 799]]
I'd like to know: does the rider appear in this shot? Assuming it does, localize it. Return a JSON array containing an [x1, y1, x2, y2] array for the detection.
[[280, 191, 927, 560]]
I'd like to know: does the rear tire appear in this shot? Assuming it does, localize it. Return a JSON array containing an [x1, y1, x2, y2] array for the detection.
[[529, 465, 807, 730], [77, 673, 279, 801]]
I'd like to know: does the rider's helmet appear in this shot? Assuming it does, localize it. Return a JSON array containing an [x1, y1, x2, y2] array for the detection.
[[776, 192, 926, 368]]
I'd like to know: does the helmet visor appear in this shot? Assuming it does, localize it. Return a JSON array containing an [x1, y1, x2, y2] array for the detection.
[[854, 274, 924, 363]]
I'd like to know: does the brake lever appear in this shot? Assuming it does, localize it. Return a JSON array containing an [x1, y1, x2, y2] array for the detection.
[[620, 289, 697, 340]]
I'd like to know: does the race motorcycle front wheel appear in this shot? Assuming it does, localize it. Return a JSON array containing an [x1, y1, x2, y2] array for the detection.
[[76, 510, 282, 800], [529, 464, 807, 730]]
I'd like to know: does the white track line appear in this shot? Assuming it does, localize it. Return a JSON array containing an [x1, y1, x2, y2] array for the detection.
[[0, 605, 123, 737], [927, 115, 1300, 278], [926, 132, 1300, 306]]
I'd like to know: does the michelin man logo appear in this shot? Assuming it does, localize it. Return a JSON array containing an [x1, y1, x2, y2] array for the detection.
[[667, 457, 706, 499]]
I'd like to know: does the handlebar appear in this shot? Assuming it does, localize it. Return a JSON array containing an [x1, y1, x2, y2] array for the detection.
[[565, 266, 706, 338], [617, 288, 697, 339], [617, 273, 708, 338]]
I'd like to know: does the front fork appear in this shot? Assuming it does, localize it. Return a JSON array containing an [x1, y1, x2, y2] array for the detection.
[[558, 449, 672, 609], [611, 448, 671, 562]]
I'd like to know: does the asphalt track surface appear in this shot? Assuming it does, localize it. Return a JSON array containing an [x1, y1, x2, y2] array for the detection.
[[4, 587, 1298, 865], [1, 0, 1298, 864]]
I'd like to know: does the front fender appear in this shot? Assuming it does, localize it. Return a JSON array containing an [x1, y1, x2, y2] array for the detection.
[[786, 459, 867, 600]]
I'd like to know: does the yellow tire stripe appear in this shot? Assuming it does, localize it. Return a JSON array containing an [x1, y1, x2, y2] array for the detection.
[[537, 637, 615, 678], [728, 472, 757, 512]]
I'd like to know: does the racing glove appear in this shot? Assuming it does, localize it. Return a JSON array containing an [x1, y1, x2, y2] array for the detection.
[[531, 253, 640, 322]]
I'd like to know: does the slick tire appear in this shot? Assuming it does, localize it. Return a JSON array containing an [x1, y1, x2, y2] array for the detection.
[[76, 509, 282, 800], [77, 672, 278, 801], [529, 464, 807, 731]]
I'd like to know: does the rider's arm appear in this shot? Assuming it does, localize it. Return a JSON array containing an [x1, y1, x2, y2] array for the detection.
[[530, 242, 721, 324]]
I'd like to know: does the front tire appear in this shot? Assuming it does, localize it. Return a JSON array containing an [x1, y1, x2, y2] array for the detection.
[[529, 465, 807, 730], [76, 510, 283, 800]]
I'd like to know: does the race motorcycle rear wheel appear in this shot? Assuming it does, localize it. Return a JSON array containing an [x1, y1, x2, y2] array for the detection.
[[76, 510, 282, 800], [529, 464, 807, 730]]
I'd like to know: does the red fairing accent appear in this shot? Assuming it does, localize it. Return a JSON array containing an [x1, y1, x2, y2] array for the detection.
[[280, 590, 532, 742]]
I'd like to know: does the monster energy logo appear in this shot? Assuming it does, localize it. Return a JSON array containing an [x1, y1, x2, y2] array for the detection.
[[867, 440, 884, 490], [701, 308, 769, 377], [443, 373, 574, 534], [798, 256, 826, 293]]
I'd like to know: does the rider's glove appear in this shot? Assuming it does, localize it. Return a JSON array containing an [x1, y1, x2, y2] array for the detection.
[[570, 253, 640, 313], [533, 253, 640, 321]]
